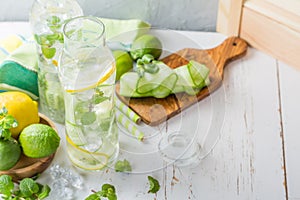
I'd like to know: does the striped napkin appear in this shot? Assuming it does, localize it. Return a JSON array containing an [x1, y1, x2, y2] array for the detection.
[[0, 35, 38, 99]]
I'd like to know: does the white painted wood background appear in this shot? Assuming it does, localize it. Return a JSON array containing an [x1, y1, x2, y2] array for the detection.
[[1, 22, 299, 200]]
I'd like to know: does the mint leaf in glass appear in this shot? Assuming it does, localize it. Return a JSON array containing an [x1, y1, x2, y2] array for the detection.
[[93, 96, 110, 104], [41, 46, 56, 59], [47, 15, 62, 31], [93, 88, 109, 104], [81, 112, 97, 125]]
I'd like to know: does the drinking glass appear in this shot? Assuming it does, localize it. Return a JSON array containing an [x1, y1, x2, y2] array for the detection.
[[58, 16, 118, 170], [158, 127, 222, 168], [158, 131, 201, 168], [29, 0, 83, 123]]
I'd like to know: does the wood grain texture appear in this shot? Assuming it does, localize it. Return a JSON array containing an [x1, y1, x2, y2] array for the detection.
[[165, 48, 286, 200], [0, 113, 56, 181], [216, 0, 244, 36], [278, 61, 300, 199], [116, 37, 248, 125], [240, 6, 300, 69], [245, 0, 300, 33], [264, 0, 300, 18]]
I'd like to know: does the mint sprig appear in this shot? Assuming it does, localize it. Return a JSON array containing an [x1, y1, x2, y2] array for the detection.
[[93, 88, 110, 104], [85, 184, 117, 200], [34, 15, 65, 60], [0, 107, 18, 140], [136, 54, 159, 77], [0, 175, 50, 200], [47, 16, 62, 32], [19, 178, 40, 197]]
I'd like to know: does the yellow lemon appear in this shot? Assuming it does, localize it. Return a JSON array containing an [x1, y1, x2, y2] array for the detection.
[[0, 91, 39, 138]]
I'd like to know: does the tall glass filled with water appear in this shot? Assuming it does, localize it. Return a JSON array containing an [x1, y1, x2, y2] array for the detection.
[[29, 0, 83, 123], [59, 16, 118, 170]]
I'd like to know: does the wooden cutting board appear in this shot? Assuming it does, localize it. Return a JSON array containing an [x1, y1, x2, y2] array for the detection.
[[116, 36, 248, 126]]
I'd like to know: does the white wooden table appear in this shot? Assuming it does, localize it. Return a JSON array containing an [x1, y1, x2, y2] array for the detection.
[[1, 22, 299, 200]]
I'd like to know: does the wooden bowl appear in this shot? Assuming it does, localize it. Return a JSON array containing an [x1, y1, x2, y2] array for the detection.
[[0, 113, 57, 181]]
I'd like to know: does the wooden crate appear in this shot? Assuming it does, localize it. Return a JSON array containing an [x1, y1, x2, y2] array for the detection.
[[217, 0, 300, 69]]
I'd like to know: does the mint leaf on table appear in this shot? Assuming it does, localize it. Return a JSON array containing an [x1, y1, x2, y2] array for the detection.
[[85, 193, 101, 200], [0, 175, 14, 196], [114, 159, 132, 172], [85, 183, 117, 200], [101, 184, 117, 200], [19, 178, 39, 197], [0, 175, 50, 199], [37, 184, 51, 199], [147, 176, 160, 194]]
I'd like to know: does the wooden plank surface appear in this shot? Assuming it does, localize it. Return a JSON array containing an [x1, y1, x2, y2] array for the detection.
[[278, 61, 300, 199], [164, 47, 287, 199], [0, 22, 295, 200]]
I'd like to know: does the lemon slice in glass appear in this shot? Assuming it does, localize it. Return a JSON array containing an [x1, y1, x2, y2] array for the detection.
[[65, 66, 115, 93], [66, 135, 109, 170]]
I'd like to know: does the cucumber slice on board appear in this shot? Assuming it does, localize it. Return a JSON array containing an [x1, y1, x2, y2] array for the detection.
[[119, 60, 210, 98]]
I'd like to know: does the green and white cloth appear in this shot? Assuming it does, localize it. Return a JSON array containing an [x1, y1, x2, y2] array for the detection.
[[0, 35, 38, 99]]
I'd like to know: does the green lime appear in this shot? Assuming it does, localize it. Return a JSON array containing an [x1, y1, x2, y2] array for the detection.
[[113, 50, 133, 81], [130, 34, 162, 60], [19, 124, 60, 158], [0, 138, 21, 171]]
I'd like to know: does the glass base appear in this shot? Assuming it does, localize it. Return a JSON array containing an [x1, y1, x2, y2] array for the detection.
[[158, 131, 201, 168]]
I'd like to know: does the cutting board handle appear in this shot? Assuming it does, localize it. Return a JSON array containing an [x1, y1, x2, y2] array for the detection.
[[208, 36, 248, 76]]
